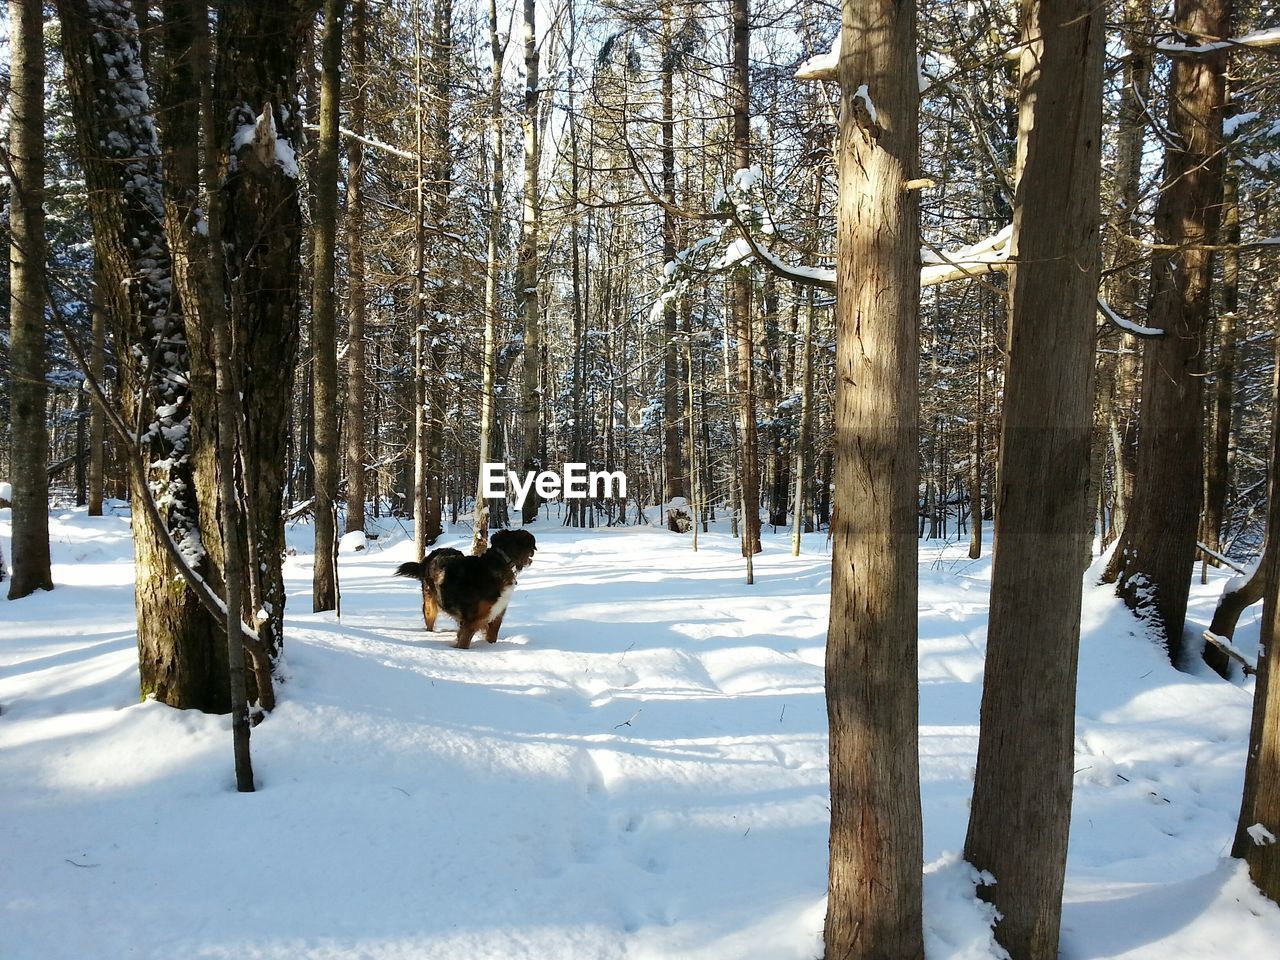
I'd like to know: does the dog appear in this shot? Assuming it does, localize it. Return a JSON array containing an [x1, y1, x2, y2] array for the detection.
[[394, 529, 537, 649]]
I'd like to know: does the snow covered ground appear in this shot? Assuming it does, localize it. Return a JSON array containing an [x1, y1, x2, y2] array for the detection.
[[2, 504, 1279, 959]]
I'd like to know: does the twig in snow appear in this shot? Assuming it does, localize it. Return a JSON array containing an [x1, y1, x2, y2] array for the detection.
[[614, 709, 643, 729]]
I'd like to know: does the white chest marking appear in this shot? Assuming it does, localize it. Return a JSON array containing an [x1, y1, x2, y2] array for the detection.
[[488, 583, 515, 623]]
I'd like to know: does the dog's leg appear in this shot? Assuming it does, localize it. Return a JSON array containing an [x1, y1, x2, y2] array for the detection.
[[484, 612, 505, 644], [422, 588, 439, 631], [454, 622, 477, 650]]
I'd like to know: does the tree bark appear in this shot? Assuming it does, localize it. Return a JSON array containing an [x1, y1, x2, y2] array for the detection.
[[87, 268, 106, 518], [422, 0, 455, 545], [473, 0, 505, 554], [518, 0, 542, 524], [344, 0, 369, 536], [1234, 316, 1280, 898], [59, 0, 228, 707], [311, 0, 345, 613], [963, 2, 1104, 957], [731, 0, 761, 562], [823, 0, 924, 956], [661, 0, 685, 527], [6, 0, 53, 600], [1103, 0, 1231, 665]]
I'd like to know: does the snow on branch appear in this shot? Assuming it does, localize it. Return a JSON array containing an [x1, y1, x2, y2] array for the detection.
[[661, 167, 1024, 307], [1097, 298, 1163, 338], [795, 34, 839, 82], [1157, 26, 1280, 54], [920, 226, 1013, 288], [304, 122, 419, 162]]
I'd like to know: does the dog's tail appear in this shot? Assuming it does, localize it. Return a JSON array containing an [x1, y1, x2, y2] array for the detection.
[[394, 560, 427, 582]]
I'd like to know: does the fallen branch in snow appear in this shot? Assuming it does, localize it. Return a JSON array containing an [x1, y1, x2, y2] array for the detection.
[[1202, 631, 1258, 677]]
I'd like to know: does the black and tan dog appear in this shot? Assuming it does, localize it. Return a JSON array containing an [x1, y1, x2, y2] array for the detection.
[[394, 529, 537, 649]]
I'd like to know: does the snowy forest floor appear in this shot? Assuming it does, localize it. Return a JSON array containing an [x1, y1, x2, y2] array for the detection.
[[3, 505, 1280, 959]]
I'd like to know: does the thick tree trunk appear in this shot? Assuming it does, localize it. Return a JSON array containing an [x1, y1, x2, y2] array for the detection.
[[1103, 0, 1230, 665], [823, 1, 924, 956], [963, 2, 1104, 957], [1234, 320, 1280, 898], [156, 0, 317, 679], [344, 0, 369, 536], [220, 3, 320, 656], [311, 0, 345, 613], [6, 0, 53, 600], [59, 0, 231, 708]]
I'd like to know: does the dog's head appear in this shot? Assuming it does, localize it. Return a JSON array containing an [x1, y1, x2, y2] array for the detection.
[[491, 529, 537, 572]]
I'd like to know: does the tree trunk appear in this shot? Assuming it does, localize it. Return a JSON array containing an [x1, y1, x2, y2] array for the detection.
[[823, 0, 924, 955], [60, 0, 232, 709], [1105, 0, 1152, 544], [661, 0, 685, 527], [1203, 165, 1240, 562], [87, 268, 106, 517], [311, 0, 345, 613], [473, 0, 505, 554], [344, 0, 369, 536], [1103, 0, 1231, 665], [731, 0, 761, 562], [6, 0, 53, 600], [518, 0, 542, 524], [1234, 316, 1280, 898], [963, 2, 1104, 957], [422, 0, 455, 545]]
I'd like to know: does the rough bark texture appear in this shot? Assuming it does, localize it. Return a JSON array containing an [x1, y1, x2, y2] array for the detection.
[[422, 0, 455, 545], [58, 0, 226, 708], [1235, 324, 1280, 896], [823, 1, 924, 956], [661, 0, 685, 527], [518, 0, 542, 524], [963, 2, 1104, 957], [1103, 0, 1230, 664], [157, 0, 318, 674], [311, 0, 345, 612], [473, 0, 504, 554], [6, 0, 53, 600], [218, 2, 319, 654], [1104, 0, 1152, 545], [87, 272, 106, 517], [731, 0, 761, 560], [344, 0, 369, 535]]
